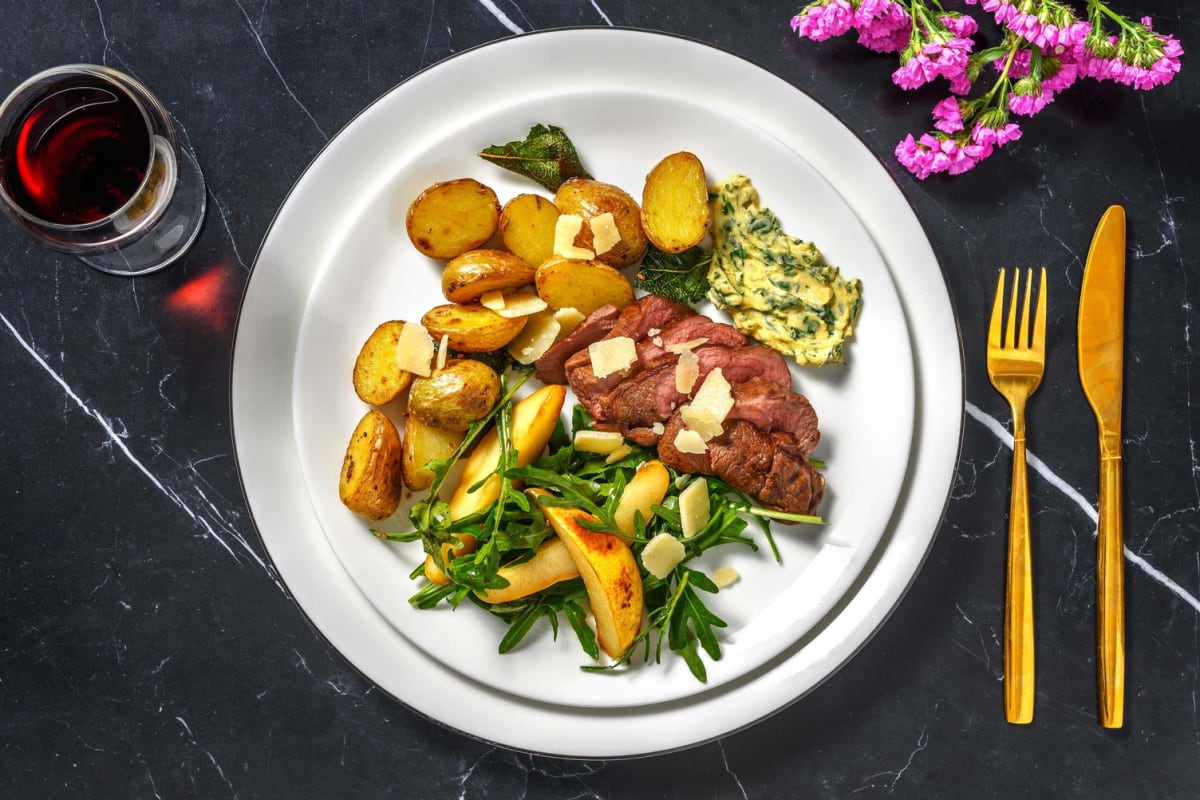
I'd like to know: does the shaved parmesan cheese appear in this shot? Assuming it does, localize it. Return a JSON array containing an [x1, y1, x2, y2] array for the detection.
[[641, 533, 685, 579], [650, 422, 665, 436], [604, 443, 633, 464], [680, 367, 733, 441], [666, 337, 709, 354], [553, 307, 586, 337], [506, 311, 561, 364], [713, 566, 740, 588], [573, 429, 625, 454], [479, 290, 506, 311], [680, 404, 723, 441], [589, 212, 621, 256], [588, 336, 637, 378], [679, 478, 711, 539], [672, 427, 707, 455], [675, 348, 700, 394], [435, 334, 449, 370], [395, 322, 435, 377], [492, 288, 548, 319], [553, 214, 595, 260]]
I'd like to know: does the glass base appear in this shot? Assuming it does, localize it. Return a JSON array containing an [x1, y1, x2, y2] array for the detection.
[[80, 145, 207, 276]]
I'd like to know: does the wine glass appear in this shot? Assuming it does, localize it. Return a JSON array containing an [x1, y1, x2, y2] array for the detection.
[[0, 64, 206, 276]]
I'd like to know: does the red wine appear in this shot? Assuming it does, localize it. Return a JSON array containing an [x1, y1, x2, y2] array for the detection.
[[1, 75, 151, 225]]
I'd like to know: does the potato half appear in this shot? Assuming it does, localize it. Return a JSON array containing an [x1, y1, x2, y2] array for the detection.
[[338, 409, 405, 520], [421, 302, 528, 352], [352, 320, 414, 405], [554, 178, 648, 267], [406, 178, 500, 259], [641, 151, 710, 253], [442, 248, 536, 304], [408, 359, 501, 432], [535, 257, 635, 317], [499, 193, 560, 268]]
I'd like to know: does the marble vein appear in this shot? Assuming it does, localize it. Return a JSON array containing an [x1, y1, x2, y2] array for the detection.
[[232, 0, 328, 141], [966, 401, 1200, 613], [0, 312, 284, 593], [475, 0, 525, 34]]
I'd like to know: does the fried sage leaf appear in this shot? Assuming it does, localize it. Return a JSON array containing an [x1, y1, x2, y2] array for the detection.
[[479, 124, 592, 192]]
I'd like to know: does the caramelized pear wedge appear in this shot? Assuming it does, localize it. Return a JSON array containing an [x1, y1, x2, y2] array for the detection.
[[475, 538, 581, 604], [533, 493, 644, 659]]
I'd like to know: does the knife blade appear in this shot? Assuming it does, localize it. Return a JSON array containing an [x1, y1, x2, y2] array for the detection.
[[1077, 204, 1127, 729]]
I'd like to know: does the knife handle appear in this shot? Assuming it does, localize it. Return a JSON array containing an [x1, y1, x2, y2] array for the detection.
[[1004, 427, 1035, 724], [1097, 452, 1125, 728]]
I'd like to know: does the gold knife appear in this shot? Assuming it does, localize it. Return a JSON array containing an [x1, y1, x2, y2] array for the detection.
[[1077, 204, 1127, 729]]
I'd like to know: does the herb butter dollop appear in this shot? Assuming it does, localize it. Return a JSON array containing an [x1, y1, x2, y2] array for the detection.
[[706, 174, 862, 366]]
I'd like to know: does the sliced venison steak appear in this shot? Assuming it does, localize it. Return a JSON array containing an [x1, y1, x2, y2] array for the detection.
[[534, 304, 621, 385]]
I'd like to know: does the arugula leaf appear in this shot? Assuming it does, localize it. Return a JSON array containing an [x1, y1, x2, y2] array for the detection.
[[632, 245, 714, 306], [479, 124, 592, 192]]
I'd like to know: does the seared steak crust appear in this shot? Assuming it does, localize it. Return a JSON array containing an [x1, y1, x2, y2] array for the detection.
[[658, 416, 825, 518]]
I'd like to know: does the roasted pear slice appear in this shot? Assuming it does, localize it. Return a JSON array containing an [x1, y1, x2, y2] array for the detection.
[[533, 494, 643, 658]]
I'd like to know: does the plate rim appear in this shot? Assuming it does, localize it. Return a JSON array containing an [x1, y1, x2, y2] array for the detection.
[[229, 26, 965, 759]]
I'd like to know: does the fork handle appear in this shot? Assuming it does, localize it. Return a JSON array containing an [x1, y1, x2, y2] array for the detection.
[[1005, 420, 1035, 724], [1097, 451, 1125, 728]]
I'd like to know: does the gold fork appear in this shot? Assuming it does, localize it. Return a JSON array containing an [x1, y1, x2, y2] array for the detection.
[[987, 267, 1047, 725]]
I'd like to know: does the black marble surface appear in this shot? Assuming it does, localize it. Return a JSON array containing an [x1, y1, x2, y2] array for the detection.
[[2, 2, 1197, 797]]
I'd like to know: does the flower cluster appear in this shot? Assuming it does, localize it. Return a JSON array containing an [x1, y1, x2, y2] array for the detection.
[[789, 0, 1183, 179]]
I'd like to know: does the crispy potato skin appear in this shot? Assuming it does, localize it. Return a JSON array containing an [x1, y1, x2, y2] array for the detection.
[[554, 178, 648, 267], [442, 248, 536, 303], [421, 302, 528, 352], [535, 257, 635, 317], [406, 178, 500, 259], [338, 410, 405, 520], [408, 359, 501, 432], [401, 412, 465, 490], [498, 194, 560, 269], [641, 151, 710, 254], [352, 320, 414, 405]]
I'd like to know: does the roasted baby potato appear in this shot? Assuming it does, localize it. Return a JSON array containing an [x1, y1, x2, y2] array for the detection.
[[535, 257, 635, 317], [554, 178, 648, 267], [401, 412, 465, 490], [338, 409, 405, 520], [641, 151, 710, 253], [441, 248, 536, 304], [421, 302, 528, 352], [406, 178, 500, 259], [351, 320, 415, 405], [408, 359, 501, 432], [499, 193, 560, 268]]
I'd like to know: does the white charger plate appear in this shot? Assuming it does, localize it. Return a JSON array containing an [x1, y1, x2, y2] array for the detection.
[[232, 28, 963, 758]]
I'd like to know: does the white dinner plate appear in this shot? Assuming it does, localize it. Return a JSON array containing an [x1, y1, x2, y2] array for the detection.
[[232, 28, 963, 758]]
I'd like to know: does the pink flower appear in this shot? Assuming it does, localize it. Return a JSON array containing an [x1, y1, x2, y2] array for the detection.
[[892, 32, 974, 93], [895, 132, 992, 179], [1080, 33, 1183, 90], [856, 8, 912, 53], [972, 121, 1022, 148], [932, 97, 965, 132], [791, 0, 854, 42]]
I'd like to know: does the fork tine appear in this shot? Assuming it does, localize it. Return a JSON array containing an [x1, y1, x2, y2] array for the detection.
[[1006, 268, 1019, 349], [1020, 268, 1034, 349], [989, 268, 1005, 350], [1032, 267, 1047, 354]]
